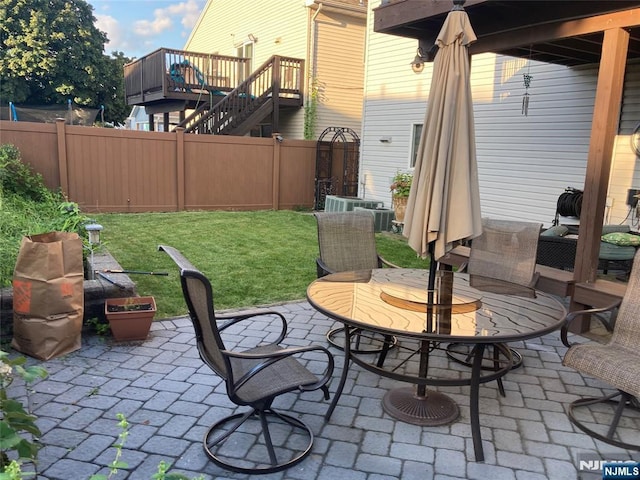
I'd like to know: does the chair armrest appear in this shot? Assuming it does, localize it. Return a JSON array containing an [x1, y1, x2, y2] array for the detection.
[[217, 310, 288, 344], [225, 345, 335, 399], [560, 300, 621, 347], [158, 244, 198, 271], [316, 258, 332, 278], [378, 255, 400, 269]]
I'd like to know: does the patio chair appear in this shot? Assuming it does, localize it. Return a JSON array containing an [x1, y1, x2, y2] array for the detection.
[[158, 245, 334, 474], [560, 249, 640, 450], [446, 218, 542, 396], [314, 211, 399, 357]]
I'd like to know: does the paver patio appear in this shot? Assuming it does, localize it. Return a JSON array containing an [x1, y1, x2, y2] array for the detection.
[[5, 300, 640, 479]]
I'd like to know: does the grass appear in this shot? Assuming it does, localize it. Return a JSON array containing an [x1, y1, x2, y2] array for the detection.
[[93, 210, 429, 319]]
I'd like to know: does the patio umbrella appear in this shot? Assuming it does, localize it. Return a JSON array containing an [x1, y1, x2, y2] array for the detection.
[[384, 0, 482, 427], [403, 0, 482, 283]]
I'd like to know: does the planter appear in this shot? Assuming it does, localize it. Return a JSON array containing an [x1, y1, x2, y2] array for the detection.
[[104, 296, 156, 341], [393, 196, 408, 223]]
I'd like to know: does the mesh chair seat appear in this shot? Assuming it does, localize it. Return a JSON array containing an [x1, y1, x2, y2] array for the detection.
[[229, 343, 323, 404], [564, 343, 640, 399]]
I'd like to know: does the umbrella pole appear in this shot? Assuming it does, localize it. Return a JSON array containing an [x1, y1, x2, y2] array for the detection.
[[417, 241, 437, 397], [382, 241, 458, 426], [427, 240, 438, 302]]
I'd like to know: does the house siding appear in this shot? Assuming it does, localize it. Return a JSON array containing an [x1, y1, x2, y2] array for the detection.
[[312, 9, 366, 139], [185, 0, 308, 62], [361, 0, 640, 229]]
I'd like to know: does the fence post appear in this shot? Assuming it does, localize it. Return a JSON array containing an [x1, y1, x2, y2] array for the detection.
[[176, 127, 186, 211], [55, 118, 69, 195], [272, 133, 282, 210]]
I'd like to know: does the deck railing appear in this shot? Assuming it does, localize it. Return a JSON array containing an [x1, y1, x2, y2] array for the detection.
[[124, 48, 251, 105], [182, 55, 304, 135]]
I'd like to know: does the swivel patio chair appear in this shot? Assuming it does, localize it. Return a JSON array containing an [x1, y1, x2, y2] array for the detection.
[[314, 211, 399, 357], [560, 250, 640, 450], [446, 218, 542, 396], [159, 245, 334, 474]]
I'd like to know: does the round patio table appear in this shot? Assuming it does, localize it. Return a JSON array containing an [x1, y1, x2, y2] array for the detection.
[[307, 268, 567, 462]]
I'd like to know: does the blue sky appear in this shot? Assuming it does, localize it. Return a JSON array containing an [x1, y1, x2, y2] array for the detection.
[[87, 0, 207, 59]]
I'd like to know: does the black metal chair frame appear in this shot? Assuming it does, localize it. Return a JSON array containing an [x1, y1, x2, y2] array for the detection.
[[159, 245, 335, 474]]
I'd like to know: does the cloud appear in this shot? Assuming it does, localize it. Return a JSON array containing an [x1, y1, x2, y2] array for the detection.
[[133, 0, 202, 38], [95, 13, 130, 54], [88, 0, 205, 58]]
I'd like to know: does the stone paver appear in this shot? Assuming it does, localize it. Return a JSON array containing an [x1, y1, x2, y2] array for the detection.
[[5, 301, 640, 479]]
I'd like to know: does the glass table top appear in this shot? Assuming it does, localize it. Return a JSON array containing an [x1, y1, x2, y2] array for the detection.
[[307, 269, 567, 342]]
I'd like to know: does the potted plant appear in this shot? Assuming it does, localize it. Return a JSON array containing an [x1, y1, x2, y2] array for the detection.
[[390, 172, 413, 223], [104, 296, 156, 341]]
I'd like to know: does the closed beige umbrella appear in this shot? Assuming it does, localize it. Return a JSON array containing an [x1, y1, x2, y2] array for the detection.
[[403, 2, 482, 267], [383, 0, 482, 428]]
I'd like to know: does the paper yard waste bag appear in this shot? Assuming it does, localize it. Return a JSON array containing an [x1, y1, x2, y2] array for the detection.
[[12, 232, 84, 360]]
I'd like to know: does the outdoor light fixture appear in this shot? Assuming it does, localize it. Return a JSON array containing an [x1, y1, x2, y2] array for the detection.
[[248, 33, 258, 43], [411, 43, 438, 73], [85, 223, 103, 245], [85, 223, 103, 280], [411, 48, 426, 73]]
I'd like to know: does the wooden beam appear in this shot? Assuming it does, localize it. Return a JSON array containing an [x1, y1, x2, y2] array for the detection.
[[374, 0, 486, 33], [570, 27, 629, 332], [471, 9, 640, 55]]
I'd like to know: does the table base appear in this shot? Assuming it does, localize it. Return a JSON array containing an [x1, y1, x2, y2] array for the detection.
[[382, 386, 459, 426]]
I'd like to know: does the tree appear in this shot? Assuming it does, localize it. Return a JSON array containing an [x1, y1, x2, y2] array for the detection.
[[0, 0, 130, 124], [97, 51, 134, 125]]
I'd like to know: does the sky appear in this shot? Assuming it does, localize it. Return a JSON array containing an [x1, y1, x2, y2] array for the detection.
[[87, 0, 207, 60]]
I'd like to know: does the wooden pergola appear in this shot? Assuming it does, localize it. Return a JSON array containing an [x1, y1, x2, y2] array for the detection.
[[375, 0, 640, 327]]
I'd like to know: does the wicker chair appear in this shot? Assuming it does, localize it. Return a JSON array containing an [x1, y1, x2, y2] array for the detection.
[[159, 245, 334, 474], [447, 218, 542, 395], [560, 249, 640, 450], [314, 211, 399, 356]]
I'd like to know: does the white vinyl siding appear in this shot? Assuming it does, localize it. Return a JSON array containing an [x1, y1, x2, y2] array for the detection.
[[361, 0, 640, 228], [185, 0, 308, 62]]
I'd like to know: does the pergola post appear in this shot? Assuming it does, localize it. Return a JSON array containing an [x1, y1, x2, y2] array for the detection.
[[570, 27, 629, 331]]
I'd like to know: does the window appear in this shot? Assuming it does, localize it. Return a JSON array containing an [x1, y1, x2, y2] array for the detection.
[[236, 42, 254, 81], [410, 123, 423, 168]]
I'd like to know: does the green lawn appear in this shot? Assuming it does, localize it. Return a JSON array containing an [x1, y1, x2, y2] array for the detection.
[[94, 210, 429, 319]]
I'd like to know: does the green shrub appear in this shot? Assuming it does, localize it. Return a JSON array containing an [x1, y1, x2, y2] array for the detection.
[[0, 144, 94, 288], [0, 145, 55, 204], [0, 351, 48, 475]]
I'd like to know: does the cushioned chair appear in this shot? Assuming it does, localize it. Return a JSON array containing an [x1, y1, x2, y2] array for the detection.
[[159, 245, 334, 474], [560, 250, 640, 450], [447, 218, 542, 396], [314, 211, 399, 356]]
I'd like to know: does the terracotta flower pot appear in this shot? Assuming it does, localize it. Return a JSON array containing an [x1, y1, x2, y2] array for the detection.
[[393, 196, 408, 223], [104, 296, 156, 341]]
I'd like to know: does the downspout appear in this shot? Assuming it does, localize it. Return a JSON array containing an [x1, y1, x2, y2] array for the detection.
[[310, 3, 323, 83], [306, 2, 323, 139]]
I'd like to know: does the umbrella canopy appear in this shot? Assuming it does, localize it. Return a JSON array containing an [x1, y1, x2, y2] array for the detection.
[[403, 5, 482, 263]]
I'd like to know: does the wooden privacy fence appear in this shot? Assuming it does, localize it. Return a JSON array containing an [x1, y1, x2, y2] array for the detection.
[[0, 119, 317, 212]]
